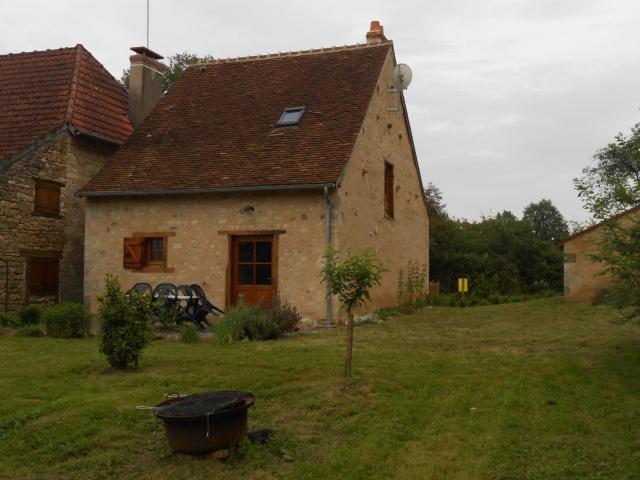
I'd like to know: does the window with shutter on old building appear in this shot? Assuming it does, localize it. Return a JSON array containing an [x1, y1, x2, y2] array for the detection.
[[33, 179, 62, 216], [384, 161, 394, 218], [145, 237, 165, 265], [27, 257, 59, 296], [123, 234, 173, 271]]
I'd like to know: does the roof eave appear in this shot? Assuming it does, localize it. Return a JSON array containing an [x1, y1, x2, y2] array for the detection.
[[76, 182, 337, 198]]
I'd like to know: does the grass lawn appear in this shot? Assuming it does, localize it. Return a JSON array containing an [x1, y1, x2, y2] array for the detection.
[[1, 298, 640, 479]]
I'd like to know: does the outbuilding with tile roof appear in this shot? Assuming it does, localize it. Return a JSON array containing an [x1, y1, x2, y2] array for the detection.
[[0, 44, 133, 309]]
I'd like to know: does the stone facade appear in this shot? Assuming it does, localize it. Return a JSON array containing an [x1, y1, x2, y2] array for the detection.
[[83, 48, 429, 322], [0, 131, 116, 310], [84, 191, 328, 317], [562, 209, 638, 302], [332, 50, 429, 315]]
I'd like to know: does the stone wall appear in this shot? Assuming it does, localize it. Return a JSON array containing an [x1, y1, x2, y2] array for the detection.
[[83, 190, 328, 318], [562, 232, 610, 302], [563, 211, 638, 302], [0, 132, 114, 310], [332, 48, 429, 317]]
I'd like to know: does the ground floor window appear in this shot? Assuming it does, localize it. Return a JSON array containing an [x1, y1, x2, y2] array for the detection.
[[27, 256, 59, 296]]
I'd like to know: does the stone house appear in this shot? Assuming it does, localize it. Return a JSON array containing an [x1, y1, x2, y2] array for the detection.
[[559, 206, 639, 302], [78, 22, 430, 322], [0, 45, 134, 310]]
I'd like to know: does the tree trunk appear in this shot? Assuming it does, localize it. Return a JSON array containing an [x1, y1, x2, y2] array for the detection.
[[344, 309, 353, 379]]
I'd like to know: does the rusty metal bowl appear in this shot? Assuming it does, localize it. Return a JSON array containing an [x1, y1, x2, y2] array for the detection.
[[154, 391, 255, 454]]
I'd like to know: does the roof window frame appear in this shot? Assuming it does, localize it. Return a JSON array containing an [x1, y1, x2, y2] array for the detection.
[[277, 106, 306, 126]]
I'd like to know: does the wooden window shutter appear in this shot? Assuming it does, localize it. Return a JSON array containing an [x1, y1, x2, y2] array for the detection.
[[28, 257, 59, 295], [123, 237, 144, 269], [34, 180, 61, 216], [384, 162, 394, 218]]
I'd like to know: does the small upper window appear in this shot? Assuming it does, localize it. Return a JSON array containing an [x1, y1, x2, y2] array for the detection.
[[34, 179, 61, 216], [277, 106, 305, 126]]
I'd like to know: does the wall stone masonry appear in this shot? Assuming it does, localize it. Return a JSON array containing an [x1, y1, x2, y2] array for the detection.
[[0, 132, 116, 310], [562, 209, 639, 302], [332, 49, 429, 318]]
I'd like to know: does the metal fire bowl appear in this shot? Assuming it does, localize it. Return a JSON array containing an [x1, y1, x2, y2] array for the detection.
[[155, 393, 255, 454]]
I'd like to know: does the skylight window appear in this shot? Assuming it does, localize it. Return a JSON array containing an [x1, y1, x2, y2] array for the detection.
[[277, 106, 305, 126]]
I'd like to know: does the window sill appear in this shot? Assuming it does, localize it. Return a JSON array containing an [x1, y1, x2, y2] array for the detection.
[[384, 213, 395, 221], [137, 265, 175, 273], [32, 211, 62, 219]]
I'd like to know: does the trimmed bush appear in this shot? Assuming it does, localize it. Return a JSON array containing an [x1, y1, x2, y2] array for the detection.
[[98, 274, 152, 368], [15, 325, 45, 337], [0, 311, 18, 328], [17, 305, 42, 326], [179, 324, 199, 344], [44, 303, 91, 338]]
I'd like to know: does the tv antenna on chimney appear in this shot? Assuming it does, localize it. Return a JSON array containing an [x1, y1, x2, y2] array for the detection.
[[146, 0, 150, 48], [387, 63, 413, 112]]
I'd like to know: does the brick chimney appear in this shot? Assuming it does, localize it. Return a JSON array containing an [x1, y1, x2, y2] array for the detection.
[[128, 46, 166, 127], [366, 20, 388, 45]]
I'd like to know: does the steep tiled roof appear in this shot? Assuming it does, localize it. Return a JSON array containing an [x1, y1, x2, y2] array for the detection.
[[79, 42, 392, 195], [0, 45, 132, 163]]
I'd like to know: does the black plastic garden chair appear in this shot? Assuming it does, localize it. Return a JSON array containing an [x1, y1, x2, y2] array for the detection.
[[190, 284, 224, 316]]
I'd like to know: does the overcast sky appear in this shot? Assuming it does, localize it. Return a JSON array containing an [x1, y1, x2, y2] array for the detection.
[[2, 0, 639, 222]]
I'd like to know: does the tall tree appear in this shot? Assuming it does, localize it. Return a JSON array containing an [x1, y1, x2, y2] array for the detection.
[[522, 199, 569, 243], [120, 52, 214, 92], [574, 122, 640, 220], [424, 182, 447, 219], [574, 122, 640, 320]]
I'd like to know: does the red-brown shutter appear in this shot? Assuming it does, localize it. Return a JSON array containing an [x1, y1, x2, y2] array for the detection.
[[123, 237, 144, 268], [34, 180, 61, 215], [28, 257, 59, 295], [384, 162, 394, 218]]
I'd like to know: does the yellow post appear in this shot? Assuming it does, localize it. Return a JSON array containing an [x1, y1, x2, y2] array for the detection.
[[457, 277, 469, 293]]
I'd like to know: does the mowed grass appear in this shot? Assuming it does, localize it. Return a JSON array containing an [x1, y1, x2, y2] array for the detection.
[[1, 298, 640, 479]]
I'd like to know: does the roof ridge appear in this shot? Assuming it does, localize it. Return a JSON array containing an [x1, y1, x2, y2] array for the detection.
[[0, 45, 79, 58], [197, 41, 392, 66], [64, 44, 83, 123]]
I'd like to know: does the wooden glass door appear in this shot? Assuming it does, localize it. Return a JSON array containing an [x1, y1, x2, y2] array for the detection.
[[231, 235, 275, 306]]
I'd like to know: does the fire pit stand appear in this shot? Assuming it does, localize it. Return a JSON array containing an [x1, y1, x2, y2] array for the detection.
[[149, 391, 255, 454]]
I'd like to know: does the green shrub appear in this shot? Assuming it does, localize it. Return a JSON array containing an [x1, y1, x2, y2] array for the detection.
[[44, 303, 91, 338], [0, 311, 18, 328], [213, 298, 300, 344], [17, 305, 42, 326], [98, 274, 152, 368], [15, 325, 45, 337], [179, 324, 199, 343], [269, 298, 301, 334]]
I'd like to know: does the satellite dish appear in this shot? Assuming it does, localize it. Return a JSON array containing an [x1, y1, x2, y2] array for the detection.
[[394, 63, 413, 91]]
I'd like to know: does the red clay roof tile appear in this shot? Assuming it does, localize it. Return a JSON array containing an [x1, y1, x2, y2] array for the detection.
[[0, 45, 132, 163], [79, 42, 392, 195]]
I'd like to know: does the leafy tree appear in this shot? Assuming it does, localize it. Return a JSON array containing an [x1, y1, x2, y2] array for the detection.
[[120, 52, 214, 92], [574, 122, 640, 220], [575, 122, 640, 320], [523, 199, 569, 243], [321, 247, 387, 379], [424, 182, 447, 219], [429, 210, 563, 295]]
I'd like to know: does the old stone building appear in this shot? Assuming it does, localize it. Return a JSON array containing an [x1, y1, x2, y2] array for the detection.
[[0, 45, 133, 310], [79, 22, 430, 322], [559, 206, 639, 302]]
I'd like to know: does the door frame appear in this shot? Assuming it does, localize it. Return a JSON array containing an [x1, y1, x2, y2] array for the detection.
[[219, 229, 285, 309]]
